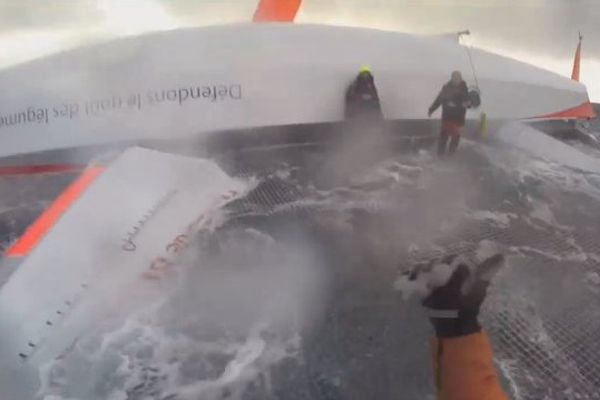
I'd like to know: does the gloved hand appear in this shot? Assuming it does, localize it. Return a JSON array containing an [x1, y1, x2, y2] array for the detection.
[[427, 108, 434, 118], [422, 253, 505, 338]]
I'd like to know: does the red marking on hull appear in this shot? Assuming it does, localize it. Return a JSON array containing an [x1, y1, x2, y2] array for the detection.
[[0, 164, 84, 176], [253, 0, 302, 22], [533, 101, 597, 120], [5, 167, 104, 258]]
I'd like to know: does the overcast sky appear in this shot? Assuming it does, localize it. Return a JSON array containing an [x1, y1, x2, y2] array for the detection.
[[0, 0, 598, 100]]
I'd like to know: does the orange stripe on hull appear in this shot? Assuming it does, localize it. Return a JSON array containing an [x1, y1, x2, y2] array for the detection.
[[5, 167, 104, 258], [533, 101, 597, 120], [253, 0, 302, 22], [0, 164, 84, 176]]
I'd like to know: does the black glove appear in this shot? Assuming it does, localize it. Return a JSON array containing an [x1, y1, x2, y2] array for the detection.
[[422, 254, 505, 338]]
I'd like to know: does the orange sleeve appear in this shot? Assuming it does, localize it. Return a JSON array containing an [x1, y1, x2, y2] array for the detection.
[[432, 331, 508, 400]]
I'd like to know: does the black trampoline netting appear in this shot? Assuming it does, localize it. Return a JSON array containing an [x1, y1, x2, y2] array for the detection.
[[1, 136, 600, 400]]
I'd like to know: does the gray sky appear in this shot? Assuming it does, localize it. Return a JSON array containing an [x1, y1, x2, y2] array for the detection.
[[0, 0, 598, 100]]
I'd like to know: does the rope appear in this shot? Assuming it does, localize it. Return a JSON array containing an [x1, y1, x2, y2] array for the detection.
[[459, 31, 488, 136], [461, 33, 480, 90]]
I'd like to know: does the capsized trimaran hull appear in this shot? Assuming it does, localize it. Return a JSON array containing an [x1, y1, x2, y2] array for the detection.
[[0, 23, 594, 160]]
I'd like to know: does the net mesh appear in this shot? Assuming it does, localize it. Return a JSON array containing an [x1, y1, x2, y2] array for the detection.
[[225, 143, 600, 399], [2, 141, 600, 399]]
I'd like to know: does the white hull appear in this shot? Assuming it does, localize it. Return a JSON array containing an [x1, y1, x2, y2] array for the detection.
[[0, 23, 592, 158], [0, 148, 251, 399]]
